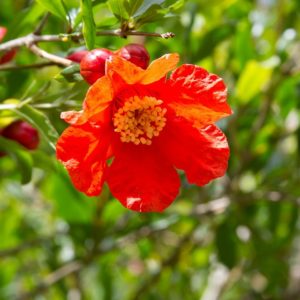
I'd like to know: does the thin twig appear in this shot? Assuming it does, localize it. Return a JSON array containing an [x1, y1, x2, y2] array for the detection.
[[28, 44, 73, 67], [0, 30, 175, 52], [16, 261, 84, 300], [0, 238, 47, 258], [0, 34, 65, 51], [0, 62, 57, 71], [193, 197, 230, 216], [12, 199, 224, 300], [130, 225, 198, 300], [93, 30, 175, 39]]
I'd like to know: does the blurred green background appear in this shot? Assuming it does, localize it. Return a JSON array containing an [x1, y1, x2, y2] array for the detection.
[[0, 0, 300, 299]]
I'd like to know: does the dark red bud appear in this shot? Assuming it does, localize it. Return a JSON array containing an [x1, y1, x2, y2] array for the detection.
[[1, 120, 39, 150], [0, 127, 4, 157], [0, 49, 16, 65], [66, 50, 89, 63], [80, 48, 113, 85], [0, 27, 7, 41], [116, 43, 150, 69], [0, 26, 17, 65]]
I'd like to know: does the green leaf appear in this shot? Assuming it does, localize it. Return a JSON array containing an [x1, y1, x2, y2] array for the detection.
[[236, 60, 273, 104], [194, 24, 235, 61], [60, 64, 80, 75], [93, 0, 108, 5], [13, 104, 59, 151], [133, 0, 165, 17], [215, 220, 238, 269], [124, 0, 144, 17], [167, 0, 185, 11], [234, 22, 256, 69], [135, 5, 169, 27], [80, 0, 96, 50], [0, 136, 33, 184], [46, 169, 96, 223], [6, 3, 45, 38], [107, 0, 128, 21], [35, 0, 67, 20], [57, 64, 83, 82]]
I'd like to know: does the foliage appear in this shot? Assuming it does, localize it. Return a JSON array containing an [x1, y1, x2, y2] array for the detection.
[[0, 0, 300, 299]]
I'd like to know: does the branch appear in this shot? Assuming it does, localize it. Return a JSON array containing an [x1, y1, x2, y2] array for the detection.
[[28, 44, 72, 67], [12, 199, 225, 300], [0, 30, 175, 52], [0, 237, 47, 258], [0, 34, 65, 51], [130, 225, 198, 300], [94, 30, 175, 39], [0, 62, 57, 71], [193, 197, 230, 216], [16, 261, 84, 300]]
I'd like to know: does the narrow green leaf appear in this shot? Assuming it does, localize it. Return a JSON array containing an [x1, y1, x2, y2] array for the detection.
[[133, 0, 164, 17], [135, 5, 168, 27], [194, 24, 235, 61], [215, 221, 238, 269], [80, 0, 96, 50], [35, 0, 67, 20], [56, 64, 83, 82], [13, 104, 59, 151], [93, 0, 107, 5], [0, 136, 33, 184], [167, 0, 185, 11], [236, 60, 273, 104], [124, 0, 143, 17], [7, 3, 45, 39], [107, 0, 128, 21], [60, 64, 80, 75]]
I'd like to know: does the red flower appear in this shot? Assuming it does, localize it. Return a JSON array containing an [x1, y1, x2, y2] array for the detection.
[[56, 53, 232, 212]]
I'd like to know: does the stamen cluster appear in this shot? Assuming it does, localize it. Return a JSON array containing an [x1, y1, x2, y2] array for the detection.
[[113, 96, 167, 145]]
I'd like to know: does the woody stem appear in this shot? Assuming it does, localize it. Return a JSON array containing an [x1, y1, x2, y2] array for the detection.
[[0, 30, 175, 52]]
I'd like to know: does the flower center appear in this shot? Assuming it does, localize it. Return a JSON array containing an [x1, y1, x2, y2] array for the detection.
[[113, 96, 167, 145]]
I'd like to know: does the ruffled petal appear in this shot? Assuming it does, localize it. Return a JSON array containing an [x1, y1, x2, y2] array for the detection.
[[140, 53, 179, 85], [56, 124, 112, 196], [60, 110, 87, 125], [157, 117, 229, 186], [106, 55, 144, 84], [166, 64, 232, 126], [82, 76, 114, 123], [106, 53, 179, 85], [106, 144, 180, 212]]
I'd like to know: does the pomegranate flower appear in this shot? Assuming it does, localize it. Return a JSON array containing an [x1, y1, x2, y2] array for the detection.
[[56, 53, 232, 212]]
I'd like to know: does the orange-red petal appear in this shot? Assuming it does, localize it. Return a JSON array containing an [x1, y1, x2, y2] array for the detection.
[[140, 53, 179, 85], [166, 64, 232, 126], [60, 110, 87, 125], [56, 124, 112, 196], [106, 53, 179, 85], [106, 55, 144, 84], [156, 117, 229, 186], [106, 143, 180, 212], [82, 76, 114, 123]]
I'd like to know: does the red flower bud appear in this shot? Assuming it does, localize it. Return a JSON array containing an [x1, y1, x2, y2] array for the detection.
[[0, 49, 17, 65], [1, 120, 39, 150], [80, 48, 113, 85], [116, 44, 150, 70], [66, 50, 88, 63], [0, 26, 17, 65], [0, 27, 7, 40]]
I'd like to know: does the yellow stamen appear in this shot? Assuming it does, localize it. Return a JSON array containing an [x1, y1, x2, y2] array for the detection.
[[113, 96, 167, 145]]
